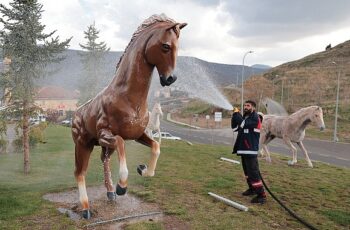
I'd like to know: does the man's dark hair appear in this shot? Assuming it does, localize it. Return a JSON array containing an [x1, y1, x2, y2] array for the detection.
[[245, 100, 256, 108]]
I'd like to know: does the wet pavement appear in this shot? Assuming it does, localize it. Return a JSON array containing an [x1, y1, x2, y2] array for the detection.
[[43, 185, 164, 229]]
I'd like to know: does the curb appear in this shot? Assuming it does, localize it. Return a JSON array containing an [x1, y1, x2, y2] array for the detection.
[[166, 113, 202, 129]]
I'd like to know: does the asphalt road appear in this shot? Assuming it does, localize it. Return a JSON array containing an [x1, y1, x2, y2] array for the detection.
[[161, 120, 350, 168]]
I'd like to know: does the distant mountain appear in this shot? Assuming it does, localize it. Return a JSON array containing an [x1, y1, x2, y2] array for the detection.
[[176, 56, 267, 86], [37, 49, 268, 90], [39, 50, 122, 90], [251, 64, 272, 70]]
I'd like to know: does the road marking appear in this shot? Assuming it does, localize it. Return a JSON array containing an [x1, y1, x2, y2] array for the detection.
[[314, 154, 349, 162], [334, 157, 350, 161]]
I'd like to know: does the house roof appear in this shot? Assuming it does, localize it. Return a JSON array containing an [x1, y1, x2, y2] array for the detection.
[[36, 86, 79, 100]]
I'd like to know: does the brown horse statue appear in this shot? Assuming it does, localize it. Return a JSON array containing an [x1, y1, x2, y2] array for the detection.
[[71, 14, 187, 219], [259, 106, 325, 168]]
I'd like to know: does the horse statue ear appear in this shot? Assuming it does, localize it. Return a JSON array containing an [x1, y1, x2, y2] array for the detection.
[[166, 23, 187, 32], [179, 23, 187, 29]]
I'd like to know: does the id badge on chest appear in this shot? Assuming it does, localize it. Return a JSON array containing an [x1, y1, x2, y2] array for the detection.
[[244, 129, 249, 133]]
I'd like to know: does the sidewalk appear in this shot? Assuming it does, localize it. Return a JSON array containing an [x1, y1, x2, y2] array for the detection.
[[166, 113, 235, 138], [166, 113, 202, 129]]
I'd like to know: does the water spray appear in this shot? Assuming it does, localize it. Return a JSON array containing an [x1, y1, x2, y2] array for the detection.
[[173, 58, 233, 110]]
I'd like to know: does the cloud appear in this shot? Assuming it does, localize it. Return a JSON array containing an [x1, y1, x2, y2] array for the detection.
[[222, 0, 350, 46], [1, 0, 350, 66]]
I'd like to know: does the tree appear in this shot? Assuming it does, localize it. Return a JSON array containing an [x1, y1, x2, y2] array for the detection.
[[78, 22, 110, 104], [0, 0, 71, 174]]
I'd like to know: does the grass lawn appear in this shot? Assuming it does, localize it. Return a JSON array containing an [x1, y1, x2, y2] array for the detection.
[[0, 125, 349, 229]]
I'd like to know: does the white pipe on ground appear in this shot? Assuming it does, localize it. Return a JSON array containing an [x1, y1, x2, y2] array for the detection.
[[208, 192, 248, 212], [220, 157, 240, 164]]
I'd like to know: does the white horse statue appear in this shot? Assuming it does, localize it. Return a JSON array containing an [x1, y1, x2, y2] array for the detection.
[[259, 106, 325, 168], [146, 102, 163, 143]]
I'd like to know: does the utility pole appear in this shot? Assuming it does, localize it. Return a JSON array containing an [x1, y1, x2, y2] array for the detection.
[[332, 62, 340, 142], [280, 79, 284, 105]]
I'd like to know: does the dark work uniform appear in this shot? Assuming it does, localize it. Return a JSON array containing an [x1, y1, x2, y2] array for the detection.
[[231, 110, 266, 197]]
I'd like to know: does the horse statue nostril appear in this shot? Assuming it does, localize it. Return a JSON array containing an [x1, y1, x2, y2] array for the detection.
[[169, 75, 177, 84], [167, 75, 177, 84], [160, 75, 177, 86]]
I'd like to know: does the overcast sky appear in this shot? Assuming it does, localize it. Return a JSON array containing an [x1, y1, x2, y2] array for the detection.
[[1, 0, 350, 67]]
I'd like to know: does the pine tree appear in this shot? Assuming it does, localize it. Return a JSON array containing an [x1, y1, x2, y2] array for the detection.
[[0, 0, 71, 174], [78, 22, 110, 104]]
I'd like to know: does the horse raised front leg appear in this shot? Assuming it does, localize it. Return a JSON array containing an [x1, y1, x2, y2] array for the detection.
[[74, 142, 93, 219], [100, 147, 116, 200], [297, 141, 313, 168], [283, 137, 298, 165], [136, 133, 160, 177], [98, 129, 128, 196]]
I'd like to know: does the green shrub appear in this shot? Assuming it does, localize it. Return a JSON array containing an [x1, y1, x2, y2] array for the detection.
[[29, 126, 45, 145], [13, 124, 47, 151], [0, 139, 7, 153], [13, 138, 23, 152], [37, 122, 48, 131]]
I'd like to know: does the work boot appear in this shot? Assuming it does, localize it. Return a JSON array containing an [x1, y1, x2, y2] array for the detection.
[[242, 188, 256, 196], [251, 194, 266, 204]]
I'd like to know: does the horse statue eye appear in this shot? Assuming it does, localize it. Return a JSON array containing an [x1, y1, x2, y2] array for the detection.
[[162, 44, 171, 51], [315, 115, 318, 117]]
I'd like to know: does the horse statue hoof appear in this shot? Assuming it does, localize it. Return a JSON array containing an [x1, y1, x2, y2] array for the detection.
[[82, 209, 91, 219], [116, 184, 127, 196], [137, 164, 147, 176], [107, 191, 116, 200], [287, 160, 295, 166]]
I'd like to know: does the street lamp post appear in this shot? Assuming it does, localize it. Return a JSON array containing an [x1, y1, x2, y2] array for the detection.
[[241, 50, 253, 112], [272, 75, 279, 100], [332, 61, 340, 142], [280, 78, 284, 105]]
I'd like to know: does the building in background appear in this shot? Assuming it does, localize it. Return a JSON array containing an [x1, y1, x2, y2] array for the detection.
[[35, 86, 79, 117]]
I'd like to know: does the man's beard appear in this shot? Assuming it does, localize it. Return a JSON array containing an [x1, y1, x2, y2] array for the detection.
[[243, 109, 252, 117]]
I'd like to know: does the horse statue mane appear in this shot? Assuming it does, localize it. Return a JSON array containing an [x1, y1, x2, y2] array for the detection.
[[145, 102, 163, 143], [116, 14, 177, 70], [72, 14, 186, 219], [260, 105, 325, 168]]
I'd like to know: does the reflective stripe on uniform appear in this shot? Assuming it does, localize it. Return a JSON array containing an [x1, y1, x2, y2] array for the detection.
[[237, 150, 258, 154], [252, 181, 263, 187]]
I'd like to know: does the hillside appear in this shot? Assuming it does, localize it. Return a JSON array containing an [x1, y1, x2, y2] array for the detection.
[[241, 39, 350, 142], [244, 40, 350, 109]]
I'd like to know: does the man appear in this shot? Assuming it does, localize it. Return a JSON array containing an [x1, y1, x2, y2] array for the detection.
[[231, 100, 266, 204]]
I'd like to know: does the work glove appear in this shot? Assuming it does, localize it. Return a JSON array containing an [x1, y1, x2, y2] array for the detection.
[[232, 107, 240, 113]]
